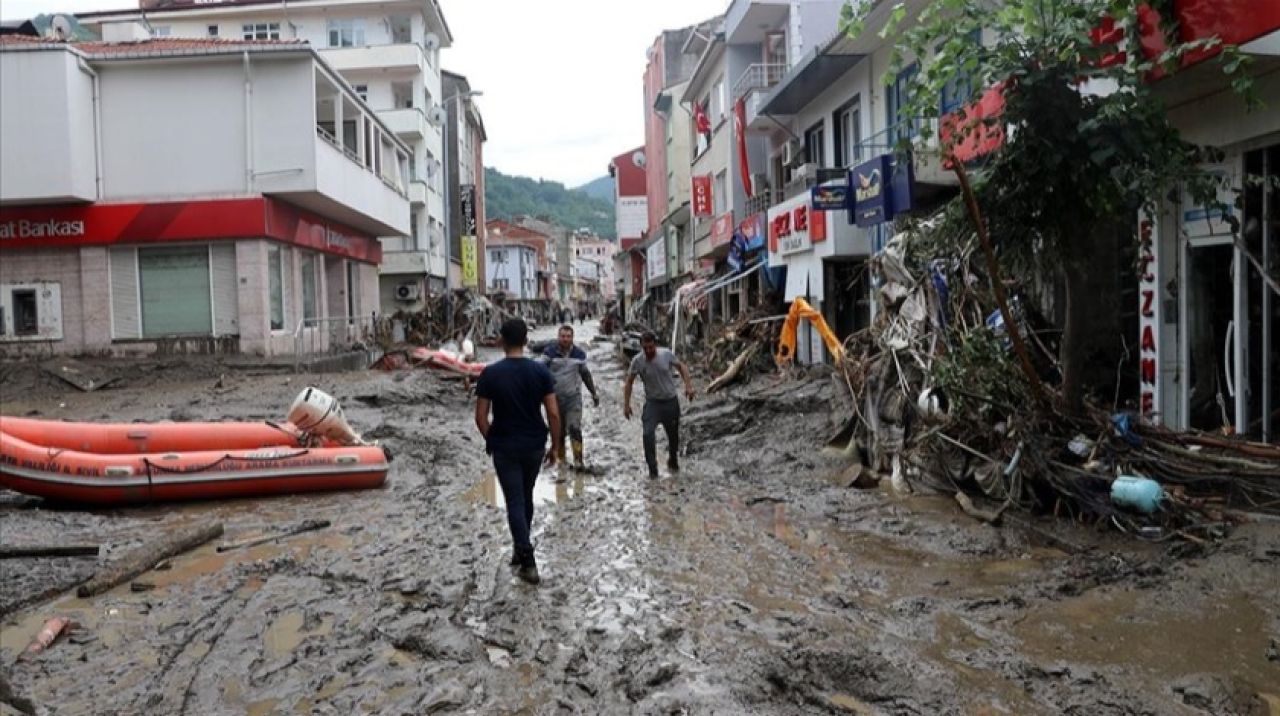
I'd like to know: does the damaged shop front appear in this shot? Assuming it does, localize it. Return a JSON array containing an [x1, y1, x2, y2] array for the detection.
[[1139, 21, 1280, 443], [766, 180, 875, 365]]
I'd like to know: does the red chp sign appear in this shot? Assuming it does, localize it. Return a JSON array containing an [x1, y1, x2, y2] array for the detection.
[[1138, 210, 1160, 422], [692, 175, 713, 217]]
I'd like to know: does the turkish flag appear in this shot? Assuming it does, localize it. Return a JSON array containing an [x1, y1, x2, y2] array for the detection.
[[694, 100, 711, 136], [734, 97, 754, 199]]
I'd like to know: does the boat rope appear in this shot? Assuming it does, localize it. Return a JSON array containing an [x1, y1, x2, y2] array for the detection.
[[141, 449, 312, 476], [264, 420, 304, 446]]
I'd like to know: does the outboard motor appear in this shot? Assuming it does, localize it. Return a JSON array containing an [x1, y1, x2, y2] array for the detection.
[[287, 387, 366, 446]]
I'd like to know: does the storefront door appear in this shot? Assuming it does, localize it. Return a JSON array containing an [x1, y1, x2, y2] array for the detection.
[[1180, 239, 1242, 433]]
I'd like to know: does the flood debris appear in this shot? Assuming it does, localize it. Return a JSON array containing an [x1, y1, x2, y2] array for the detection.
[[17, 617, 76, 661], [0, 544, 99, 560], [39, 359, 117, 392], [819, 216, 1280, 541], [216, 519, 331, 553], [77, 522, 224, 598]]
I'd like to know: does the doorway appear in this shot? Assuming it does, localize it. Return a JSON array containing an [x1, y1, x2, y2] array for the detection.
[[1181, 240, 1237, 433]]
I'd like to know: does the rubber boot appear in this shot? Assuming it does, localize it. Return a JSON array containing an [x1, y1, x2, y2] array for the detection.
[[572, 440, 585, 470]]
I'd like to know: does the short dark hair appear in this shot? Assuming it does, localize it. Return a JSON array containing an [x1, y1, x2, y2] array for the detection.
[[559, 325, 574, 334], [500, 318, 528, 347], [640, 332, 657, 344]]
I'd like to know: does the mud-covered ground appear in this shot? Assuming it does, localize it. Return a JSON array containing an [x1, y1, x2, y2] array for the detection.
[[1, 325, 1278, 715]]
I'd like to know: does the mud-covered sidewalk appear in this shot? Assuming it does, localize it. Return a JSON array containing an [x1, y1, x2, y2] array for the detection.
[[1, 326, 1278, 715]]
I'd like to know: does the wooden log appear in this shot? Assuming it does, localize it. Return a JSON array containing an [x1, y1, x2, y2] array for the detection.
[[707, 344, 759, 394], [0, 544, 100, 560], [77, 522, 223, 598], [215, 519, 331, 553]]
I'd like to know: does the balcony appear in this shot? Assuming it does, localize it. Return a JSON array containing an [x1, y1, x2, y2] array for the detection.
[[726, 0, 790, 43], [409, 180, 427, 205], [381, 107, 428, 140], [733, 63, 786, 101], [380, 249, 431, 276], [320, 43, 424, 74]]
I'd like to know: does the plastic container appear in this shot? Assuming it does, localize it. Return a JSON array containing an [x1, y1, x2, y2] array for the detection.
[[1111, 475, 1164, 514]]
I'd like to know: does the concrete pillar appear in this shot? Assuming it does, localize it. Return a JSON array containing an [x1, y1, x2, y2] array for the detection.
[[78, 246, 112, 353], [236, 240, 269, 356]]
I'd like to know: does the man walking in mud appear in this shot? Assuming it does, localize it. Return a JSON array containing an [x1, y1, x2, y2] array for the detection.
[[539, 325, 600, 471], [475, 318, 562, 585], [624, 332, 695, 479]]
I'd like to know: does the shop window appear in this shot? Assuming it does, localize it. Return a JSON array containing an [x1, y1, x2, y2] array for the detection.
[[269, 244, 285, 331], [139, 246, 212, 337], [301, 252, 318, 322], [11, 289, 37, 336]]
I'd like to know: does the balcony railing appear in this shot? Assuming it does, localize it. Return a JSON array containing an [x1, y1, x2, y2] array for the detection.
[[744, 190, 779, 217], [733, 63, 787, 100]]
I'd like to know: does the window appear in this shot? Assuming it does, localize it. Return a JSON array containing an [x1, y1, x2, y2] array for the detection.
[[713, 170, 727, 215], [207, 25, 219, 37], [139, 246, 212, 337], [268, 244, 285, 331], [939, 30, 982, 116], [833, 98, 862, 168], [491, 250, 506, 264], [11, 289, 37, 336], [887, 63, 920, 145], [327, 19, 365, 48], [711, 77, 725, 121], [301, 253, 318, 322], [410, 209, 420, 247], [152, 25, 171, 36], [804, 121, 825, 166], [353, 84, 368, 102], [242, 22, 280, 40]]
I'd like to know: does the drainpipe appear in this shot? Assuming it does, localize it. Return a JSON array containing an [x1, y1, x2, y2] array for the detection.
[[76, 57, 103, 199], [243, 51, 254, 193]]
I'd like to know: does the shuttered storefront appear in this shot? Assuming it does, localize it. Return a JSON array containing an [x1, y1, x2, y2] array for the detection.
[[109, 244, 239, 339]]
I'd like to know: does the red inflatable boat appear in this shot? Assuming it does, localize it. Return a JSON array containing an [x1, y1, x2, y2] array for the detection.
[[0, 416, 389, 505]]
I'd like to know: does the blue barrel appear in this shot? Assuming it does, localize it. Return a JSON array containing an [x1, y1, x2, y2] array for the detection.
[[1111, 476, 1165, 514]]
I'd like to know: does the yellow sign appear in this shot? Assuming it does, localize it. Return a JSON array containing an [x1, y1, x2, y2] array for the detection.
[[461, 235, 478, 288]]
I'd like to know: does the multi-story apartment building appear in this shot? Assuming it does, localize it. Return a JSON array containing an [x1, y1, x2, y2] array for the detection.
[[442, 70, 486, 294], [574, 235, 617, 297], [77, 0, 453, 313], [511, 215, 575, 305], [485, 219, 556, 306], [609, 147, 648, 310], [0, 36, 407, 356], [643, 19, 718, 305], [485, 242, 538, 301]]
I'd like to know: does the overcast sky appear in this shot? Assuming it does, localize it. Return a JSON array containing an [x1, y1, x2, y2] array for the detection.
[[4, 0, 728, 187]]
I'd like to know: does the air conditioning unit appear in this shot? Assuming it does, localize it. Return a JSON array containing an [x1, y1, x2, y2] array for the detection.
[[394, 282, 421, 302], [781, 139, 803, 168], [792, 163, 817, 181]]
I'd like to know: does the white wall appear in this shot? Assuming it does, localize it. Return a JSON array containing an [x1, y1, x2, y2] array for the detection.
[[0, 49, 97, 204], [487, 245, 535, 299], [98, 58, 250, 199], [617, 197, 648, 240]]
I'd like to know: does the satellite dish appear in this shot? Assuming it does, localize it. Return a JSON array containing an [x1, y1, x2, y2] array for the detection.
[[423, 32, 440, 53], [48, 14, 75, 40], [632, 150, 646, 169], [427, 105, 448, 127]]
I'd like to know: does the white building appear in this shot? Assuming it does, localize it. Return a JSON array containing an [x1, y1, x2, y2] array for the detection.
[[486, 242, 538, 301], [0, 36, 408, 356], [574, 236, 617, 296], [77, 0, 453, 313]]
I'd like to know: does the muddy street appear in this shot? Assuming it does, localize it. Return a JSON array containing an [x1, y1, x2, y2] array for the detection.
[[2, 325, 1279, 715]]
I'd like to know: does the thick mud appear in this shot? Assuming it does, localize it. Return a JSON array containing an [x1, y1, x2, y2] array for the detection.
[[1, 325, 1278, 715]]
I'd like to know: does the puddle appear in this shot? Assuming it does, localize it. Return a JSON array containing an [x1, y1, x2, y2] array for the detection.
[[246, 697, 280, 716], [462, 470, 593, 510], [263, 610, 334, 659]]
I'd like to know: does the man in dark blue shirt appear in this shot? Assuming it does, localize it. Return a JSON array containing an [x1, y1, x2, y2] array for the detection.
[[475, 318, 562, 585]]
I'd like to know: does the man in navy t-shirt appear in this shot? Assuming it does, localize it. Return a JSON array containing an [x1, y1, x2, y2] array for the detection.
[[474, 318, 562, 585]]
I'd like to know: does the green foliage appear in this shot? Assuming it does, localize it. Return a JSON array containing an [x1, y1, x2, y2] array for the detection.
[[574, 175, 617, 203], [934, 327, 1024, 418], [484, 167, 617, 239], [840, 0, 1258, 270]]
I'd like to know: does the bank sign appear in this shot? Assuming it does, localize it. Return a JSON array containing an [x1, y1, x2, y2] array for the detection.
[[0, 219, 86, 239], [850, 154, 914, 227]]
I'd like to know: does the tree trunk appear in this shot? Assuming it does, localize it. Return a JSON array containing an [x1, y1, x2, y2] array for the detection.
[[1060, 258, 1089, 414], [77, 522, 223, 598], [1059, 224, 1117, 414]]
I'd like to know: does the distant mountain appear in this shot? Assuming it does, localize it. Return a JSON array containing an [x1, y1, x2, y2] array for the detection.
[[573, 175, 615, 203], [485, 167, 616, 240]]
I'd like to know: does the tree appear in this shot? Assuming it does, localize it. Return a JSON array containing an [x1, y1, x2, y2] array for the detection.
[[843, 0, 1257, 412]]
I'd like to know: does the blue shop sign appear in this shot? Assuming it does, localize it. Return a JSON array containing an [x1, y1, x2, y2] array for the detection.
[[849, 153, 914, 227], [810, 183, 850, 211]]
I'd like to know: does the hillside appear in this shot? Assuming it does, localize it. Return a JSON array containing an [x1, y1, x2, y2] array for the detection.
[[574, 175, 615, 203], [485, 167, 616, 239]]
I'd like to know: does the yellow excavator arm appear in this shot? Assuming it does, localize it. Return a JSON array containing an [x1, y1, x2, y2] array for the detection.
[[775, 297, 846, 367]]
